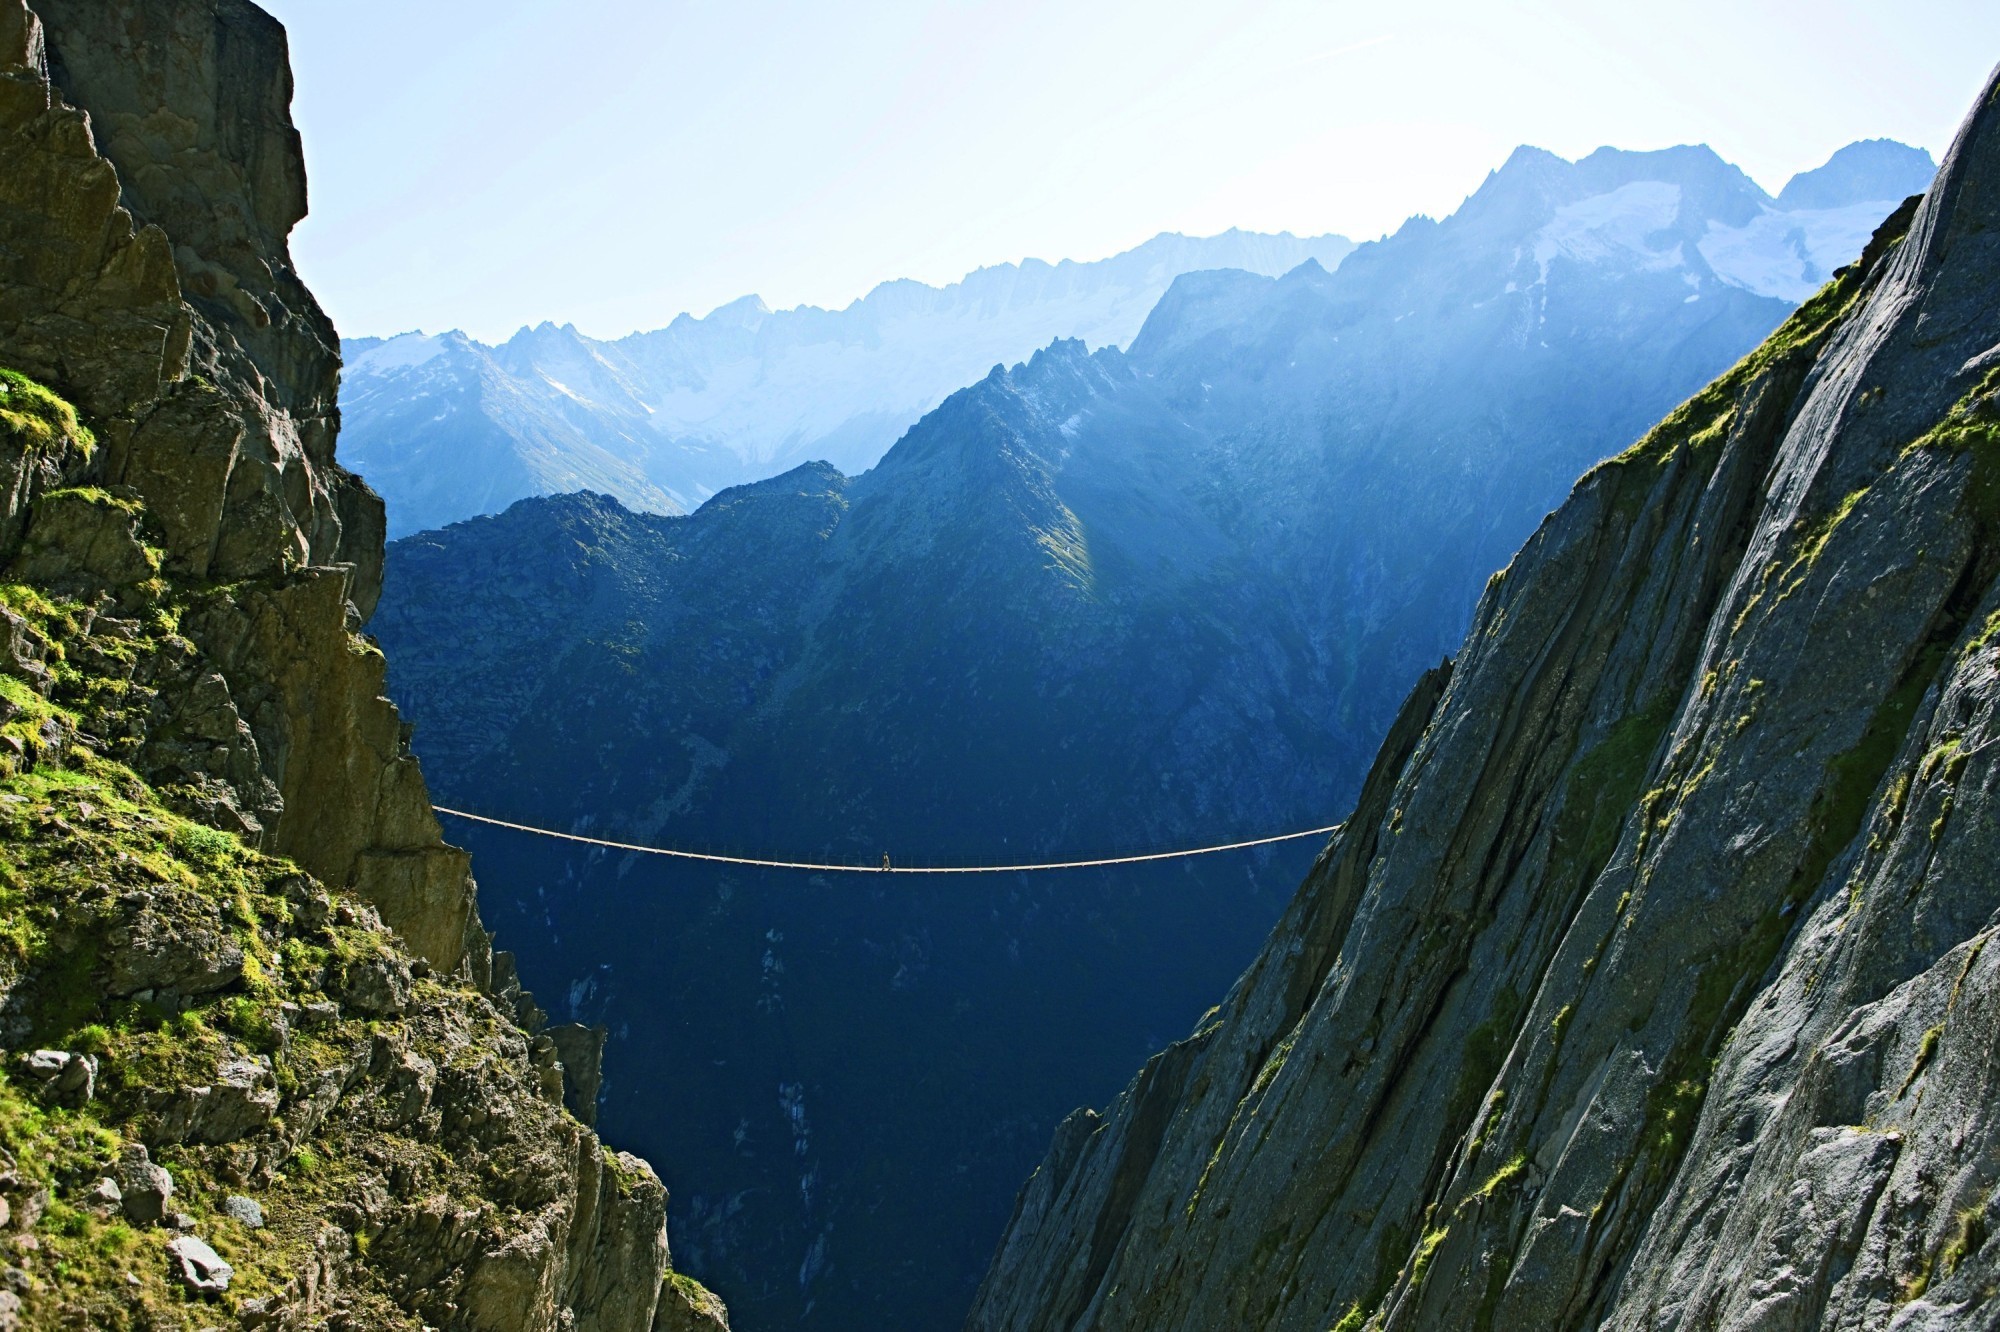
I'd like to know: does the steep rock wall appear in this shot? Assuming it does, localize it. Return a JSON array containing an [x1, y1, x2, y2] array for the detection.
[[0, 2, 724, 1328], [971, 64, 2000, 1332], [2, 0, 454, 950]]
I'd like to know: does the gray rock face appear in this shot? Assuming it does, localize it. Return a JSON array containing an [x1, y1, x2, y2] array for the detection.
[[0, 0, 475, 968], [0, 2, 718, 1328], [114, 1144, 171, 1224], [969, 64, 2000, 1332], [547, 1023, 607, 1128], [165, 1234, 232, 1294]]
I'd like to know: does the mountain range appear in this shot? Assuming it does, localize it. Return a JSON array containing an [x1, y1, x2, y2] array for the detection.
[[341, 137, 1934, 542], [370, 135, 1936, 1332], [339, 229, 1356, 535]]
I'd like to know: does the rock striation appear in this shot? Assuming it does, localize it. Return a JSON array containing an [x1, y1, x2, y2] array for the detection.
[[968, 64, 2000, 1332], [0, 1, 724, 1327]]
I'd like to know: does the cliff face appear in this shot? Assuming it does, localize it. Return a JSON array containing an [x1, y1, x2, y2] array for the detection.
[[0, 2, 721, 1327], [970, 66, 2000, 1332]]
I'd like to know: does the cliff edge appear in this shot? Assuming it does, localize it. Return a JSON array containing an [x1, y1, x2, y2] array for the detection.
[[0, 2, 723, 1328], [971, 64, 2000, 1332]]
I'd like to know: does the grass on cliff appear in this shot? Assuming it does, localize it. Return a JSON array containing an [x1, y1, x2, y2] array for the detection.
[[0, 672, 644, 1326], [0, 581, 453, 1328], [0, 750, 480, 1327], [0, 772, 284, 1324], [0, 367, 95, 455], [0, 375, 652, 1328], [1593, 262, 1873, 485]]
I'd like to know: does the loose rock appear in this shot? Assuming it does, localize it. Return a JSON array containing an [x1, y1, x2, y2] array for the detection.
[[165, 1235, 232, 1295], [220, 1195, 263, 1229], [115, 1144, 172, 1224]]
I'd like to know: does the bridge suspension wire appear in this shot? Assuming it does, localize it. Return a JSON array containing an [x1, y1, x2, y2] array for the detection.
[[432, 806, 1342, 875]]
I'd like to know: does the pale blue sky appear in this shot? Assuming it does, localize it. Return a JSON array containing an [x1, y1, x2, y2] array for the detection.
[[261, 0, 2000, 344]]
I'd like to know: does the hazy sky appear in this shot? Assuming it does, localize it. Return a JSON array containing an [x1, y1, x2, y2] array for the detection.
[[261, 0, 2000, 343]]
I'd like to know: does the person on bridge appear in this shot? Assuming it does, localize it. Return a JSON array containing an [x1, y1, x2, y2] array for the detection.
[[881, 853, 891, 871]]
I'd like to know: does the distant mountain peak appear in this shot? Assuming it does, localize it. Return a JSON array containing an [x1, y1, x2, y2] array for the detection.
[[704, 293, 773, 325], [1778, 138, 1937, 210], [340, 139, 1925, 540]]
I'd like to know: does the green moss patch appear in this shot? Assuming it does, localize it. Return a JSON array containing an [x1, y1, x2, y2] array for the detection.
[[0, 367, 95, 456]]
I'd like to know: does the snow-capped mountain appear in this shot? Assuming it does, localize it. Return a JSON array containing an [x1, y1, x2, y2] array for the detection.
[[1481, 138, 1937, 304], [342, 141, 1933, 540], [340, 229, 1357, 536]]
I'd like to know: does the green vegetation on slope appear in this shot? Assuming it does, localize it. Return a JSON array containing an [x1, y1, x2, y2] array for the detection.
[[0, 374, 685, 1328], [0, 368, 94, 456]]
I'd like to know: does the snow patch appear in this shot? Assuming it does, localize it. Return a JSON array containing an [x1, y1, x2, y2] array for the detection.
[[349, 331, 445, 375], [1698, 200, 1900, 302], [1532, 182, 1685, 281]]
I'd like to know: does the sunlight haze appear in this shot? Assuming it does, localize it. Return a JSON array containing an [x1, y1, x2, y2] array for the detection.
[[264, 0, 2000, 342]]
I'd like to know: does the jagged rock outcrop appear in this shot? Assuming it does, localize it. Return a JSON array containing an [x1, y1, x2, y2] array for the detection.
[[0, 1, 724, 1328], [969, 64, 2000, 1332], [2, 0, 461, 959]]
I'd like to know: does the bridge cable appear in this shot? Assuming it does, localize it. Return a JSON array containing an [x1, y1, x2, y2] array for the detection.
[[432, 806, 1341, 875]]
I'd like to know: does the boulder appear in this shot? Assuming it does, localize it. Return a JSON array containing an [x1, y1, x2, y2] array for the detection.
[[205, 1055, 280, 1140], [654, 1274, 731, 1332], [114, 1143, 171, 1224], [220, 1194, 262, 1228], [236, 1294, 279, 1327], [0, 606, 48, 687], [164, 1234, 231, 1295], [9, 488, 157, 597], [102, 897, 245, 998], [10, 1188, 44, 1233], [339, 951, 412, 1016], [382, 1049, 436, 1128], [155, 1054, 279, 1145], [18, 1049, 93, 1105]]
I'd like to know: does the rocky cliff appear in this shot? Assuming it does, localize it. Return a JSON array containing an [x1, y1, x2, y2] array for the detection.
[[969, 64, 2000, 1332], [0, 2, 722, 1327]]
